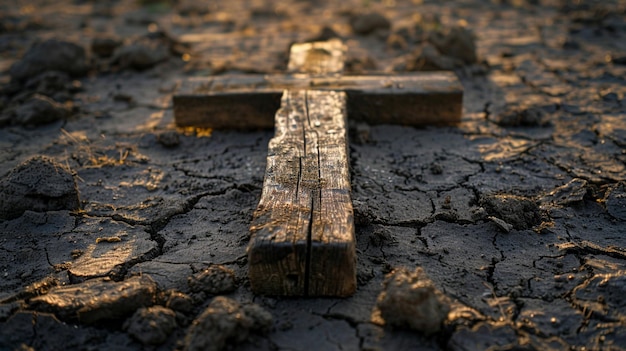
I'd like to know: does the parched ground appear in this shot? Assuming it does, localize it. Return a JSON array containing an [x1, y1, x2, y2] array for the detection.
[[1, 0, 626, 350]]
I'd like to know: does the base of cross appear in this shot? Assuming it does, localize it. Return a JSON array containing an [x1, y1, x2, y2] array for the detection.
[[173, 40, 463, 297]]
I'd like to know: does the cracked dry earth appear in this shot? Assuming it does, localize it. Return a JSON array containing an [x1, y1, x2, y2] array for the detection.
[[1, 0, 626, 350]]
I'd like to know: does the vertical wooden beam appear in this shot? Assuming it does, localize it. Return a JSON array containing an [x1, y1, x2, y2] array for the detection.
[[248, 40, 356, 296]]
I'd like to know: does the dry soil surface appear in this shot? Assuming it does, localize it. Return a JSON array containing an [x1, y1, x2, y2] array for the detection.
[[1, 0, 626, 350]]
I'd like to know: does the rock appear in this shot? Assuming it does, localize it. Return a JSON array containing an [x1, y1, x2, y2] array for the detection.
[[350, 12, 391, 35], [188, 265, 236, 294], [480, 194, 542, 230], [428, 26, 478, 64], [605, 182, 626, 221], [374, 267, 450, 335], [183, 296, 272, 351], [9, 94, 71, 126], [542, 178, 588, 206], [91, 36, 123, 57], [124, 306, 177, 345], [9, 39, 87, 82], [111, 37, 169, 70], [0, 155, 80, 220], [29, 275, 157, 324], [157, 130, 180, 148]]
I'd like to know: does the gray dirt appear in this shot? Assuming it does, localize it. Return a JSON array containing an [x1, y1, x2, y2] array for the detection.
[[0, 0, 625, 350]]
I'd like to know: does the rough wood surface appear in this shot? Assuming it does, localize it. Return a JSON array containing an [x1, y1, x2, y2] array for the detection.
[[248, 40, 356, 296], [248, 90, 355, 296], [173, 72, 462, 129]]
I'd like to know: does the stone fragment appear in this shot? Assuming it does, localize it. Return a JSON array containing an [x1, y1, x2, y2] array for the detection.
[[350, 12, 391, 35], [605, 182, 626, 221], [10, 94, 71, 126], [9, 39, 87, 82], [488, 216, 514, 233], [0, 156, 79, 220], [188, 265, 236, 294], [542, 178, 588, 206], [480, 194, 541, 230], [91, 36, 123, 57], [183, 296, 272, 351], [29, 275, 157, 324], [124, 306, 177, 345], [428, 26, 478, 64], [374, 267, 450, 335]]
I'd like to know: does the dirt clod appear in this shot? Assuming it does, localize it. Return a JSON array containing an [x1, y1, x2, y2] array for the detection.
[[166, 291, 194, 314], [124, 306, 177, 345], [157, 131, 181, 148], [112, 38, 169, 70], [9, 39, 88, 82], [24, 71, 79, 98], [428, 26, 478, 64], [29, 275, 157, 324], [183, 296, 272, 351], [188, 265, 236, 294], [494, 104, 550, 127], [480, 194, 542, 230], [375, 267, 450, 335], [0, 156, 79, 220]]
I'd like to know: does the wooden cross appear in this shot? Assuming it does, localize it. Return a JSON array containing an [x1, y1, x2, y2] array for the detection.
[[173, 40, 463, 297]]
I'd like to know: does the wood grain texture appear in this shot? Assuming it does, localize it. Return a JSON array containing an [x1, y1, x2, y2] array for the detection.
[[248, 40, 356, 296], [174, 72, 462, 128], [248, 90, 355, 296]]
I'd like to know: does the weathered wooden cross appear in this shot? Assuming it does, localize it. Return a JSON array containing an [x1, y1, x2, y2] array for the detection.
[[173, 39, 462, 297]]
